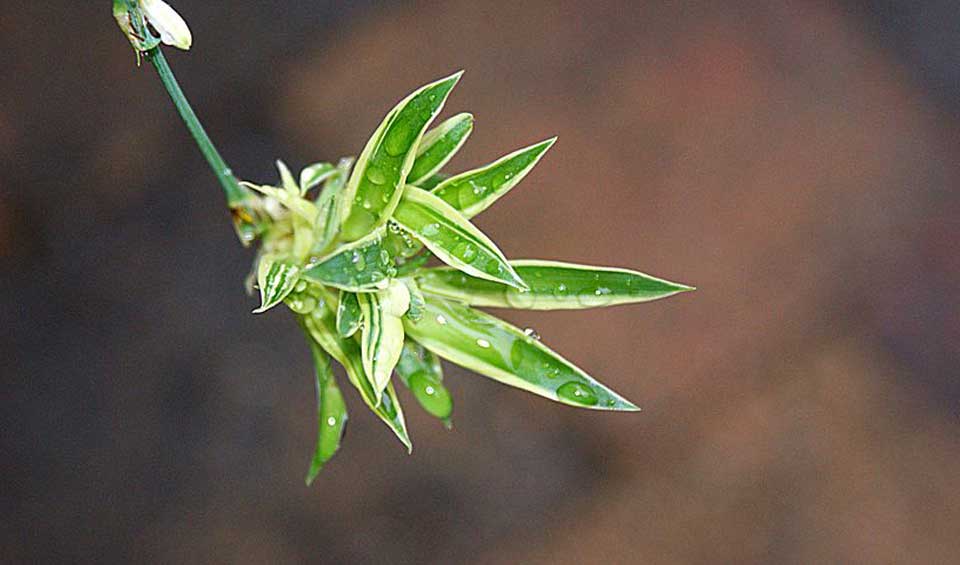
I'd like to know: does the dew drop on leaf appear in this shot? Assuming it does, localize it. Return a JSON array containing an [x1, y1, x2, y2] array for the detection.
[[453, 241, 477, 262], [556, 382, 599, 406], [366, 166, 388, 185]]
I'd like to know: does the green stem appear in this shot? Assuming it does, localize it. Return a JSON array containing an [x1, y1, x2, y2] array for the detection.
[[145, 47, 248, 206]]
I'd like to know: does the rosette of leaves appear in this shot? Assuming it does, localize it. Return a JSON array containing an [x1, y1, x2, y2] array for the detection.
[[241, 72, 693, 483]]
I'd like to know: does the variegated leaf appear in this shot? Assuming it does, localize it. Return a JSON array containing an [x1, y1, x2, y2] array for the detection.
[[301, 306, 412, 451], [299, 162, 336, 194], [253, 255, 300, 314], [336, 290, 362, 338], [403, 297, 639, 411], [339, 72, 463, 241], [432, 138, 555, 218], [358, 281, 410, 402], [302, 333, 347, 483], [417, 260, 694, 309], [301, 229, 395, 291], [392, 186, 527, 290], [408, 113, 474, 185]]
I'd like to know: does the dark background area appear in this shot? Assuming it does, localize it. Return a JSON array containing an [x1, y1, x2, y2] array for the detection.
[[3, 1, 960, 563]]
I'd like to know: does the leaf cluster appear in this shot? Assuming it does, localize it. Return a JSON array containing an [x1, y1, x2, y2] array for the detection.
[[241, 72, 693, 482]]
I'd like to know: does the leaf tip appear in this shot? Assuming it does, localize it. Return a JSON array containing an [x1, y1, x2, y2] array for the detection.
[[305, 465, 321, 486]]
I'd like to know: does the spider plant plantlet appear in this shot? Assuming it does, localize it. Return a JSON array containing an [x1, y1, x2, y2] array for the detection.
[[112, 0, 695, 483]]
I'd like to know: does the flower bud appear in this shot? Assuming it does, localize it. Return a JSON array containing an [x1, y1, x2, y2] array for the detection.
[[140, 0, 192, 50]]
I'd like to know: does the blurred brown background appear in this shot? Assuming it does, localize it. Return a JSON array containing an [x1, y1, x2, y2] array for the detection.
[[3, 1, 960, 563]]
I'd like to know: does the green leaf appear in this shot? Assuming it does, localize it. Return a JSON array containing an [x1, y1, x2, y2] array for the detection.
[[392, 186, 527, 290], [336, 291, 362, 338], [276, 159, 299, 196], [396, 341, 453, 424], [302, 334, 347, 484], [241, 181, 317, 222], [302, 307, 412, 451], [403, 279, 426, 322], [432, 138, 556, 218], [299, 162, 336, 194], [417, 260, 694, 309], [339, 72, 463, 241], [413, 172, 450, 190], [358, 282, 409, 402], [312, 178, 342, 255], [408, 113, 474, 185], [301, 229, 395, 291], [253, 255, 301, 314], [403, 297, 639, 411]]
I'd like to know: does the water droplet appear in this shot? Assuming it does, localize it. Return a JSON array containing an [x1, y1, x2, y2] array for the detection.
[[379, 249, 390, 265], [425, 385, 436, 396], [287, 296, 317, 314], [327, 416, 337, 427], [362, 199, 373, 210], [556, 382, 599, 406], [476, 339, 491, 348], [484, 261, 504, 276], [295, 281, 308, 293], [594, 287, 611, 296], [453, 241, 477, 262], [366, 166, 388, 185], [422, 223, 441, 237], [352, 251, 366, 272], [523, 327, 540, 340], [436, 314, 448, 325]]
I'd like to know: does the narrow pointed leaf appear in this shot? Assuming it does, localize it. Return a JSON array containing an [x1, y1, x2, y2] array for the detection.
[[302, 334, 347, 484], [418, 260, 694, 310], [396, 341, 453, 424], [300, 162, 336, 194], [408, 113, 474, 185], [404, 298, 639, 411], [432, 138, 556, 218], [301, 229, 395, 291], [302, 308, 412, 451], [253, 255, 301, 313], [312, 179, 343, 255], [358, 286, 408, 402], [393, 186, 527, 290], [339, 72, 463, 241], [393, 138, 553, 261], [276, 159, 299, 196], [241, 181, 317, 221], [336, 291, 362, 338]]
